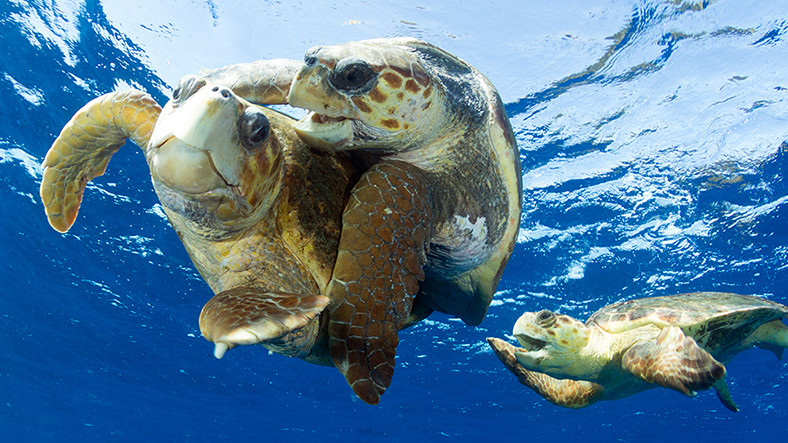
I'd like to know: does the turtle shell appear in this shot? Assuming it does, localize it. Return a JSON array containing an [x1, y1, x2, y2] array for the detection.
[[588, 292, 788, 349]]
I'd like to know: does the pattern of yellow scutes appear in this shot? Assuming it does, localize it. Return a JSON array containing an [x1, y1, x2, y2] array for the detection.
[[40, 90, 161, 232], [351, 65, 433, 133]]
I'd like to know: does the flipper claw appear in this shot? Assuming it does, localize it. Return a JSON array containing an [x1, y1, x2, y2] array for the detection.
[[213, 342, 230, 359], [199, 287, 328, 358]]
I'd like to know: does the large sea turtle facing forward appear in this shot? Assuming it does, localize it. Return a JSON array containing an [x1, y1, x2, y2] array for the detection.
[[487, 292, 788, 411], [40, 60, 358, 366]]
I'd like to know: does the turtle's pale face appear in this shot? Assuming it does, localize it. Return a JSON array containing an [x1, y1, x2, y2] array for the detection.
[[148, 77, 283, 228], [513, 310, 591, 377], [289, 38, 443, 152]]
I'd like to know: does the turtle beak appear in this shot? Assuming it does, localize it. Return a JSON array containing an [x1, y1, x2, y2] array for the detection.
[[288, 63, 356, 151], [515, 334, 547, 352], [514, 348, 547, 370], [150, 137, 229, 194], [513, 330, 547, 369], [512, 312, 549, 351], [511, 311, 551, 369], [149, 84, 246, 193], [291, 113, 353, 151]]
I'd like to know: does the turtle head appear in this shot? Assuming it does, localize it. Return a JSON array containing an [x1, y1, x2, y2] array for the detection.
[[512, 309, 593, 379], [288, 38, 449, 153], [148, 76, 283, 235]]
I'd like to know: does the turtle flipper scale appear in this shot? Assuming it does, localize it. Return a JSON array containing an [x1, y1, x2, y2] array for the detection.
[[199, 287, 329, 359], [198, 59, 302, 105], [328, 160, 432, 405], [622, 326, 726, 397], [40, 90, 161, 233], [487, 337, 603, 408]]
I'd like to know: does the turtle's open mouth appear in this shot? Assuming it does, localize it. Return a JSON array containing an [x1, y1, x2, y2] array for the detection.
[[515, 334, 546, 352], [513, 332, 550, 370], [292, 112, 354, 151]]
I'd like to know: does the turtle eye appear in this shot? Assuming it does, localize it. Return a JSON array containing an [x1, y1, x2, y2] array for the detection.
[[172, 75, 206, 105], [329, 58, 377, 94], [535, 310, 556, 327], [239, 107, 270, 148], [304, 47, 320, 67]]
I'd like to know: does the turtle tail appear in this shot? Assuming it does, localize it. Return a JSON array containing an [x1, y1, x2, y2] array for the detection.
[[40, 90, 161, 233]]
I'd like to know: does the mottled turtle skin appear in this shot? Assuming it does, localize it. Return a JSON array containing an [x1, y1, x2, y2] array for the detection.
[[39, 60, 368, 391], [487, 292, 788, 411]]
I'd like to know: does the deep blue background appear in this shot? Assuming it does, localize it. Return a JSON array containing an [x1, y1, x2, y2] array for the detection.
[[2, 1, 787, 441]]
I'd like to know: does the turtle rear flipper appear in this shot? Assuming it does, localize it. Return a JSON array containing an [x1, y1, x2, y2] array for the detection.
[[487, 337, 603, 408], [40, 90, 161, 232], [750, 318, 788, 358], [199, 287, 329, 359], [622, 326, 726, 397], [712, 377, 739, 412], [328, 160, 432, 405]]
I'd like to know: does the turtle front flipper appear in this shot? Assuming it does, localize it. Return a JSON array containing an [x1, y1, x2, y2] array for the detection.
[[328, 160, 432, 405], [622, 326, 726, 397], [487, 338, 604, 408], [198, 59, 302, 105], [40, 90, 161, 233], [199, 287, 329, 359]]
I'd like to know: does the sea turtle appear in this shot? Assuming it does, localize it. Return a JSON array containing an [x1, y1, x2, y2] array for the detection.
[[183, 38, 523, 403], [284, 37, 523, 403], [39, 44, 519, 404], [487, 292, 788, 411], [39, 59, 363, 383]]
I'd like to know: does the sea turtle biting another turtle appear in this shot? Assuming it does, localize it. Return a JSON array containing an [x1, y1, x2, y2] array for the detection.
[[487, 292, 788, 411], [288, 37, 523, 403], [201, 37, 523, 404], [40, 37, 522, 405]]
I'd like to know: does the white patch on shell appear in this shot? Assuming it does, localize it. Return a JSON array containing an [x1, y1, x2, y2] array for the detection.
[[452, 214, 488, 242], [430, 214, 492, 274]]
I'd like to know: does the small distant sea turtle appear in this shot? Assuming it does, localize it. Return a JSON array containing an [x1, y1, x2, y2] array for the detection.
[[487, 292, 788, 411], [284, 37, 523, 403]]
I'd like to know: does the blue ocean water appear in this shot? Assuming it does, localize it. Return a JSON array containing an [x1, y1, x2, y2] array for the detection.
[[2, 0, 787, 441]]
